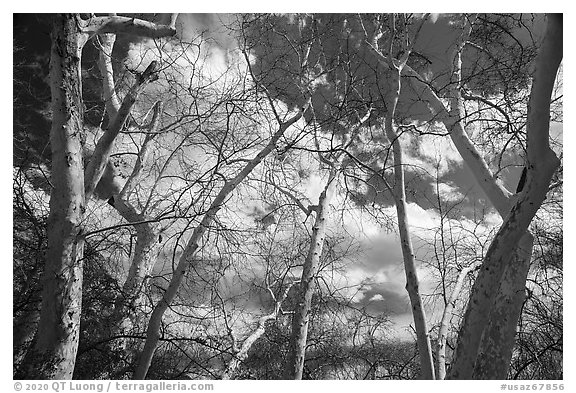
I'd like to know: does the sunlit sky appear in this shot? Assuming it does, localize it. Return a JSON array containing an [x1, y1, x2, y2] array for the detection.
[[104, 12, 564, 341]]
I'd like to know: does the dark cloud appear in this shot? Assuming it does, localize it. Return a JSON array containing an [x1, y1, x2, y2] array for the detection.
[[176, 14, 238, 49], [360, 283, 410, 316]]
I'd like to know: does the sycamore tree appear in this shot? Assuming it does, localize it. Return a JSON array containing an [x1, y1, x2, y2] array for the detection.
[[346, 12, 561, 379], [13, 13, 562, 380], [131, 41, 311, 377], [401, 14, 562, 379], [238, 13, 385, 379], [15, 14, 177, 379]]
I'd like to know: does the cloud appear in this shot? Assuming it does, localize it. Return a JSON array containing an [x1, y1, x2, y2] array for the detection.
[[435, 182, 465, 202], [401, 130, 463, 177]]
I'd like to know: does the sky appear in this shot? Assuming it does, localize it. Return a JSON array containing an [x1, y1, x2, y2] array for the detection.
[[140, 12, 551, 339], [11, 11, 563, 338]]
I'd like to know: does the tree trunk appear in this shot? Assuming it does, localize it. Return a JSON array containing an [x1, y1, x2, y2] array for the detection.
[[448, 14, 562, 379], [365, 18, 436, 378], [222, 282, 293, 380], [14, 14, 176, 380], [472, 233, 534, 379], [108, 103, 163, 336], [385, 69, 435, 380], [16, 14, 88, 379], [285, 169, 336, 380], [109, 209, 160, 334], [133, 107, 307, 379], [222, 315, 274, 380], [436, 261, 480, 379], [392, 14, 560, 379]]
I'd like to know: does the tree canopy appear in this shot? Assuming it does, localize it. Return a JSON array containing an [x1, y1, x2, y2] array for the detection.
[[13, 13, 562, 381]]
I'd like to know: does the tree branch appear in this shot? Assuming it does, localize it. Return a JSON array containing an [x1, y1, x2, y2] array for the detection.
[[82, 16, 177, 39], [84, 61, 161, 200]]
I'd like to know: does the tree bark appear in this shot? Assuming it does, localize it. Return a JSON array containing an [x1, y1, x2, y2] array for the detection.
[[15, 14, 176, 379], [16, 14, 87, 379], [84, 60, 160, 200], [436, 261, 481, 379], [108, 197, 161, 334], [133, 106, 308, 379], [364, 16, 436, 378], [97, 32, 120, 120], [472, 233, 534, 379], [385, 69, 435, 380], [448, 14, 562, 379], [285, 168, 337, 380], [222, 283, 294, 380], [107, 102, 164, 335], [384, 14, 560, 379]]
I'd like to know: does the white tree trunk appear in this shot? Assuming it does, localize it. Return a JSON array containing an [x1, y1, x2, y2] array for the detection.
[[108, 102, 164, 335], [133, 107, 308, 379], [448, 14, 562, 379], [392, 14, 560, 379], [97, 32, 120, 120], [109, 197, 161, 334], [15, 14, 176, 379], [285, 168, 337, 379], [84, 60, 160, 200], [472, 233, 534, 378], [16, 14, 87, 379], [222, 315, 275, 380], [364, 17, 436, 378], [385, 69, 435, 380], [436, 261, 481, 379], [222, 283, 294, 380]]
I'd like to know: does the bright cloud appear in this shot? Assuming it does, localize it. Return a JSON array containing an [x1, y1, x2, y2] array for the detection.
[[369, 294, 384, 301], [435, 182, 465, 202]]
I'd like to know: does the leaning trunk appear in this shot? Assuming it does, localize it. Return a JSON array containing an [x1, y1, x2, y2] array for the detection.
[[285, 170, 336, 380], [222, 282, 293, 380], [436, 262, 480, 379], [472, 233, 534, 379], [109, 217, 160, 335], [448, 14, 562, 379], [133, 107, 307, 379], [108, 128, 162, 335]]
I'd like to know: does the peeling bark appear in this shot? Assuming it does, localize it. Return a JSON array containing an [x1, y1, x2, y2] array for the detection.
[[16, 14, 87, 379], [15, 14, 178, 379], [448, 14, 562, 379], [472, 233, 534, 379]]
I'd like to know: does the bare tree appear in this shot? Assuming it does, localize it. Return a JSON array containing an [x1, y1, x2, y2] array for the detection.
[[366, 13, 562, 379], [16, 14, 176, 379], [361, 13, 436, 379], [448, 14, 562, 379], [133, 80, 310, 378]]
